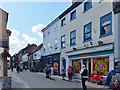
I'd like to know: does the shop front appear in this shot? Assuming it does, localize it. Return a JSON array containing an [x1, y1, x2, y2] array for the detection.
[[67, 44, 114, 78], [41, 53, 60, 75]]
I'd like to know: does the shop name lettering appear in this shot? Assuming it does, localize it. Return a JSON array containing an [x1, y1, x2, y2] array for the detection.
[[80, 54, 90, 57]]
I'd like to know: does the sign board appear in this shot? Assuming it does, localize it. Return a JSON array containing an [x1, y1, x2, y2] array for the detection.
[[113, 0, 120, 14], [0, 48, 4, 54]]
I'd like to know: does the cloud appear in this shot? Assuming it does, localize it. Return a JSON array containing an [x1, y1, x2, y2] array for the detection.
[[9, 29, 26, 55], [22, 34, 37, 44], [9, 29, 38, 56], [32, 24, 45, 37]]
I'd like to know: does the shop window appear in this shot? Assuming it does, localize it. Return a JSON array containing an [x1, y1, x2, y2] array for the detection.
[[93, 57, 109, 75]]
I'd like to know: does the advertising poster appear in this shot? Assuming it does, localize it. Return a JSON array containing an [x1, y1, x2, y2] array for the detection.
[[93, 57, 109, 75], [53, 62, 58, 74], [72, 60, 81, 73]]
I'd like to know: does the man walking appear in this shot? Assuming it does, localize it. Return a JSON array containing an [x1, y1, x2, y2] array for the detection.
[[80, 65, 88, 90]]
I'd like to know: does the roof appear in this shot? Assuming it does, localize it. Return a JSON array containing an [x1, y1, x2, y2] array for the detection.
[[29, 43, 43, 55], [58, 2, 83, 19], [41, 2, 83, 32]]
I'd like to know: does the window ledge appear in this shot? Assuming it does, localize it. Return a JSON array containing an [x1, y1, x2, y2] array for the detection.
[[99, 32, 113, 38]]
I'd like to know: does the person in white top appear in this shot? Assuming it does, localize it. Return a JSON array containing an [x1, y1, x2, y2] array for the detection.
[[80, 65, 88, 90]]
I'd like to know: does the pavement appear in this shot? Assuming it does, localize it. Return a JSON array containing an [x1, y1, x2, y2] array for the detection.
[[0, 78, 2, 90], [0, 71, 110, 89], [38, 72, 110, 89]]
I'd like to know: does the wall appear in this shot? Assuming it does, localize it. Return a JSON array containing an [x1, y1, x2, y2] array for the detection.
[[43, 19, 61, 56]]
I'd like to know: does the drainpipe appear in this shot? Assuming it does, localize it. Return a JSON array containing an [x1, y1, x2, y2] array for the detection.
[[113, 1, 120, 73]]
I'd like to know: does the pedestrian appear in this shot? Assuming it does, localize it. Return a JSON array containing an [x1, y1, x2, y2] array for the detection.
[[61, 67, 66, 80], [45, 65, 49, 78], [51, 66, 54, 75], [16, 65, 20, 73], [67, 66, 72, 81], [80, 65, 88, 90]]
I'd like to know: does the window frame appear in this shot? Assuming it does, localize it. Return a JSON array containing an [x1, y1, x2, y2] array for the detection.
[[61, 17, 66, 27], [70, 30, 76, 46], [70, 10, 76, 21], [84, 22, 92, 42], [61, 35, 66, 49], [84, 0, 92, 13], [100, 12, 112, 38]]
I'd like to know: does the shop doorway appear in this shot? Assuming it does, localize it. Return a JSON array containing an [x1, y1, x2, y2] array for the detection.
[[63, 59, 66, 71], [83, 59, 91, 75]]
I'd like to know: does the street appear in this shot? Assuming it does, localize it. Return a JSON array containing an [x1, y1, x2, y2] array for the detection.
[[8, 69, 110, 89], [8, 70, 83, 88]]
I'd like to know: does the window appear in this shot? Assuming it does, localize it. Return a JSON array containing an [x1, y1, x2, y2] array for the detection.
[[84, 1, 92, 12], [84, 22, 92, 42], [61, 18, 66, 27], [70, 10, 76, 21], [100, 12, 112, 37], [61, 35, 66, 48], [70, 30, 76, 46]]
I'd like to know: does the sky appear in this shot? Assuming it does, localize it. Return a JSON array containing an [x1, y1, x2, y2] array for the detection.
[[1, 1, 71, 56]]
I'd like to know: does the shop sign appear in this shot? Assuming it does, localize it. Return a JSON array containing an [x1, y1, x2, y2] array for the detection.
[[80, 53, 90, 57]]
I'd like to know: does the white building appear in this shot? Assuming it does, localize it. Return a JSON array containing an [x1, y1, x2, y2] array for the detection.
[[42, 18, 61, 75], [59, 1, 114, 76]]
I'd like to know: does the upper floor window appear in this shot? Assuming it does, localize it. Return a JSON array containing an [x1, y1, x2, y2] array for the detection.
[[70, 10, 76, 21], [61, 35, 66, 49], [61, 18, 66, 27], [70, 30, 76, 46], [84, 1, 92, 12], [84, 22, 92, 42], [100, 12, 112, 38]]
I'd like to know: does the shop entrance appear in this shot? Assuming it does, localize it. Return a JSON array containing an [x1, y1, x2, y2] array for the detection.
[[83, 59, 91, 75]]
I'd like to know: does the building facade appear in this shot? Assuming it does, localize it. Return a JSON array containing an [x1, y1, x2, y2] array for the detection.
[[29, 43, 43, 72], [42, 18, 61, 75], [59, 1, 114, 76], [0, 8, 11, 77]]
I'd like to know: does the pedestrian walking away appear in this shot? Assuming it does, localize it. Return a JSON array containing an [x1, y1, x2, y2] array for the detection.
[[67, 66, 72, 81], [80, 65, 88, 90]]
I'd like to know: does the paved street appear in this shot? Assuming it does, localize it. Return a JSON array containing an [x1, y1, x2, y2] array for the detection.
[[7, 69, 110, 89], [8, 70, 83, 88]]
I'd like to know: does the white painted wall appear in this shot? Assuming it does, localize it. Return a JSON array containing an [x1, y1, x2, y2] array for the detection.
[[114, 13, 120, 62], [33, 47, 44, 60], [43, 19, 61, 56], [60, 2, 114, 73], [22, 53, 28, 62]]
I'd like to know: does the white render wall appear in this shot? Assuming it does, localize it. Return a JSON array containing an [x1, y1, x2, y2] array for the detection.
[[22, 53, 28, 62], [43, 19, 61, 56], [60, 2, 114, 72], [33, 47, 44, 60]]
